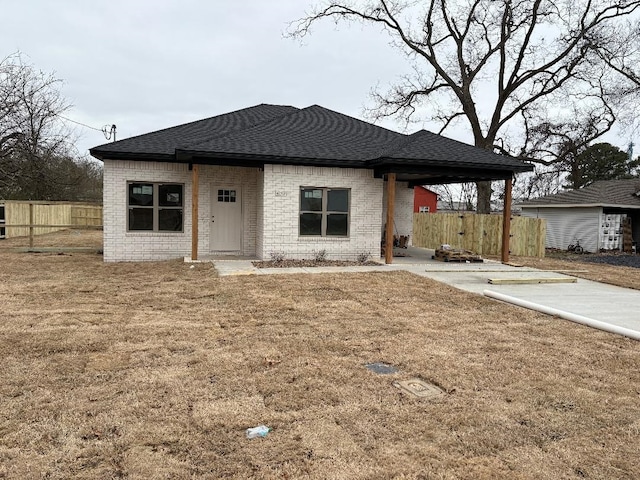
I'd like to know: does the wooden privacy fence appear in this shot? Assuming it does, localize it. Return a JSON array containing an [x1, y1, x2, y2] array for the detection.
[[0, 201, 102, 239], [413, 212, 546, 257]]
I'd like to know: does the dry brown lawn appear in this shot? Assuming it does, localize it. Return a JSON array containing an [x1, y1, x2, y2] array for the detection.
[[0, 229, 103, 250], [1, 237, 640, 478]]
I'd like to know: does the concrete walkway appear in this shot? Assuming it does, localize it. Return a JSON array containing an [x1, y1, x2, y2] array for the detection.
[[210, 248, 640, 338]]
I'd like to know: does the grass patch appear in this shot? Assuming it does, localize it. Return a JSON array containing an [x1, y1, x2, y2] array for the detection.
[[0, 250, 639, 478]]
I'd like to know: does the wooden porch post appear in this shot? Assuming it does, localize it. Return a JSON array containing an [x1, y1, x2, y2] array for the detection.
[[501, 177, 513, 264], [191, 164, 199, 261], [385, 173, 396, 264]]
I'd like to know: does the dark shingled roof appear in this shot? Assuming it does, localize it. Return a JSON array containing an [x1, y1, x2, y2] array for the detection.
[[520, 179, 640, 207], [183, 105, 405, 162], [378, 129, 527, 170], [90, 104, 532, 183], [91, 104, 299, 157]]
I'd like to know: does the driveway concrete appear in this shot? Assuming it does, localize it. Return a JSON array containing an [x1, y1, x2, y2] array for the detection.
[[209, 248, 640, 339]]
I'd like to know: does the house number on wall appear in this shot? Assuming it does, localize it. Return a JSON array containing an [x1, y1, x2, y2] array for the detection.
[[275, 191, 287, 197]]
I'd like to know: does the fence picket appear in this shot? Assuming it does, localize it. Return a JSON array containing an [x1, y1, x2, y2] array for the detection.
[[414, 213, 546, 257]]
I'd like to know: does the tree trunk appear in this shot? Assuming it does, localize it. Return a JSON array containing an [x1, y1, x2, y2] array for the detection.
[[476, 181, 492, 214], [475, 138, 494, 214]]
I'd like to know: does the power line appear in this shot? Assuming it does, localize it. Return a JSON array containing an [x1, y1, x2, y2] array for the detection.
[[57, 114, 103, 132], [57, 114, 117, 142]]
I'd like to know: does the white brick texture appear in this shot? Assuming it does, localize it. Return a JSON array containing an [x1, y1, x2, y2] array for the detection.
[[103, 160, 413, 262], [260, 164, 385, 261], [103, 160, 258, 262], [382, 180, 414, 247]]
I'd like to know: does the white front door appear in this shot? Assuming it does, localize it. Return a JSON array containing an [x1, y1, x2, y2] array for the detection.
[[210, 185, 242, 252]]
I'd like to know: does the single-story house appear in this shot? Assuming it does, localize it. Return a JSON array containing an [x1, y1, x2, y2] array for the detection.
[[414, 186, 438, 213], [90, 104, 532, 263], [520, 179, 640, 252]]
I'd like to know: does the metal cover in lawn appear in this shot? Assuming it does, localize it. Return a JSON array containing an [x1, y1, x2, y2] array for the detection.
[[365, 362, 398, 374], [393, 379, 444, 399]]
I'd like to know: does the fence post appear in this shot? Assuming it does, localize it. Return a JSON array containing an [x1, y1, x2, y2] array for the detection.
[[29, 202, 34, 249]]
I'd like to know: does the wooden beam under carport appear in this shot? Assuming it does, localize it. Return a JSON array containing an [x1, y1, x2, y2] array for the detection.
[[191, 164, 199, 261], [501, 177, 513, 263], [385, 173, 396, 264]]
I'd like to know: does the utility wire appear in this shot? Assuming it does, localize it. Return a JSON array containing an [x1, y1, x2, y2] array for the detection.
[[57, 114, 116, 141], [57, 114, 103, 132]]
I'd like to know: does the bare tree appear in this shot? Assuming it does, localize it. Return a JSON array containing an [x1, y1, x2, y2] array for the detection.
[[289, 0, 640, 211], [0, 53, 100, 200]]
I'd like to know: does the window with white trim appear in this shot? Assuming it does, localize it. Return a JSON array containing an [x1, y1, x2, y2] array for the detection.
[[299, 187, 350, 237], [128, 182, 183, 232], [418, 206, 430, 213]]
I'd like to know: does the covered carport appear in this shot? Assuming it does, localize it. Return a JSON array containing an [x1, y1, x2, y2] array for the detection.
[[373, 129, 533, 263]]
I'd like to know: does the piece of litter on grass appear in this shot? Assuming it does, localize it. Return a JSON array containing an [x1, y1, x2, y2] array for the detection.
[[393, 378, 445, 399], [365, 362, 398, 374], [246, 425, 271, 439], [190, 265, 195, 269]]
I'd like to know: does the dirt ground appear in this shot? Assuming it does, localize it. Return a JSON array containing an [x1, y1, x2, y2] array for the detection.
[[1, 234, 640, 478]]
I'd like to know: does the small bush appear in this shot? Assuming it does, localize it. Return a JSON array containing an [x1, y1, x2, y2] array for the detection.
[[356, 252, 370, 263], [313, 249, 328, 263], [269, 251, 286, 263]]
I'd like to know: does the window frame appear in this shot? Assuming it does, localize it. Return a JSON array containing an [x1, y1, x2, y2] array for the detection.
[[299, 187, 350, 237], [127, 182, 184, 233]]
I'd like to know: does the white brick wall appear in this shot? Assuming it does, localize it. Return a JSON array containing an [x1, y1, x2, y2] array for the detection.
[[382, 180, 414, 247], [103, 160, 412, 262], [260, 164, 384, 260], [103, 160, 257, 262]]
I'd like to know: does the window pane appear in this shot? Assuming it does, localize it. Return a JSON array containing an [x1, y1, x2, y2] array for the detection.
[[129, 183, 153, 206], [300, 189, 322, 211], [159, 209, 183, 231], [300, 213, 322, 235], [129, 208, 153, 230], [327, 214, 348, 236], [159, 184, 182, 206], [327, 189, 349, 212]]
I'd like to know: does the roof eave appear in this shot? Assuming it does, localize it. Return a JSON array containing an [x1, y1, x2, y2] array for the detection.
[[89, 149, 176, 163], [369, 157, 533, 173], [176, 149, 368, 169]]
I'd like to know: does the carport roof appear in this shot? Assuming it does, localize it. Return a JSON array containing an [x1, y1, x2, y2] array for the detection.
[[90, 104, 532, 185]]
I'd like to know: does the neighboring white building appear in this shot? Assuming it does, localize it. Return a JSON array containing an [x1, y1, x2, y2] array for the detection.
[[91, 104, 531, 262], [519, 179, 640, 253]]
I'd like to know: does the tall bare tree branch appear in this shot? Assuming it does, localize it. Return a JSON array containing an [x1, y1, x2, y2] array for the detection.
[[289, 0, 640, 211]]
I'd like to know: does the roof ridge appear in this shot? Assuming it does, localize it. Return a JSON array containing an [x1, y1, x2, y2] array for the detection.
[[304, 104, 406, 137], [376, 129, 426, 158], [181, 104, 303, 150]]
